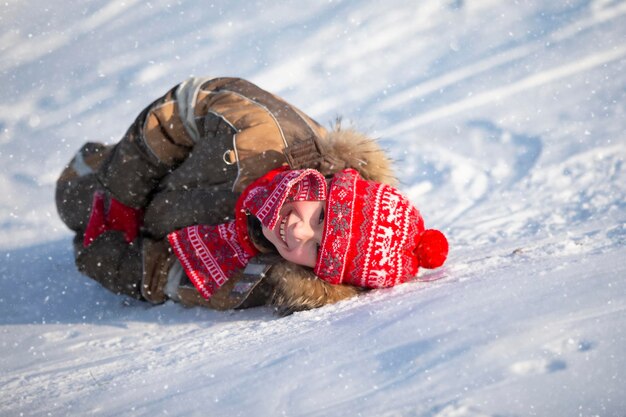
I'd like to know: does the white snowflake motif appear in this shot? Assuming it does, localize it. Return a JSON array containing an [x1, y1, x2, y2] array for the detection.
[[331, 238, 345, 252]]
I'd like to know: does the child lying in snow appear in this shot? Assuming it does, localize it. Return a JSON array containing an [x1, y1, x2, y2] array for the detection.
[[56, 77, 448, 314]]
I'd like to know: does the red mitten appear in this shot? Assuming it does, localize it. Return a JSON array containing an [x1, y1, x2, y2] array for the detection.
[[83, 192, 108, 247], [83, 192, 144, 247], [106, 197, 144, 243]]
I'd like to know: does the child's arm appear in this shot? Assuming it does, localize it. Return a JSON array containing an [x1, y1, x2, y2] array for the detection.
[[96, 78, 210, 209]]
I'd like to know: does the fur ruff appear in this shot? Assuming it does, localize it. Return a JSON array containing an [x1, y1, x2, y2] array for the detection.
[[322, 121, 397, 186], [266, 262, 363, 315], [267, 124, 396, 314]]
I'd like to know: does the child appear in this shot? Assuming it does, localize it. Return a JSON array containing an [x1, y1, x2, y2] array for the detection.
[[56, 77, 448, 314]]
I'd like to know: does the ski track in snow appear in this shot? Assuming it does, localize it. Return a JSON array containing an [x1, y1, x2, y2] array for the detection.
[[1, 1, 626, 416]]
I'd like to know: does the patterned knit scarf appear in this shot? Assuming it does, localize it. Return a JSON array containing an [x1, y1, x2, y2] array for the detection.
[[167, 167, 327, 300]]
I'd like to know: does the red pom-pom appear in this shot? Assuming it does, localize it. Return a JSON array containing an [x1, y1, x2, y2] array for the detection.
[[416, 229, 448, 269]]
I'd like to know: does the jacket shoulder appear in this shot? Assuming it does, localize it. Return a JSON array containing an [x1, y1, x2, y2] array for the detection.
[[192, 77, 329, 192]]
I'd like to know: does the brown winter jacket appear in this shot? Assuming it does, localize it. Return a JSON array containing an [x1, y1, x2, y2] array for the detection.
[[56, 77, 397, 313]]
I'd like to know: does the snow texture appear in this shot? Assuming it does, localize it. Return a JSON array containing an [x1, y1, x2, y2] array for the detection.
[[1, 1, 625, 416]]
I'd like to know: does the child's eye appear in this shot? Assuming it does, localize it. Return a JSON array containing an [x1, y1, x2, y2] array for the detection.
[[319, 208, 325, 224]]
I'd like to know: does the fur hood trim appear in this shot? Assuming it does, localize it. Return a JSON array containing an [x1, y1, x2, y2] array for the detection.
[[322, 122, 398, 187], [266, 261, 363, 315]]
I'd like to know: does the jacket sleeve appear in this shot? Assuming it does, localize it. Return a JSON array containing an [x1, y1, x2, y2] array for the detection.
[[97, 77, 211, 208]]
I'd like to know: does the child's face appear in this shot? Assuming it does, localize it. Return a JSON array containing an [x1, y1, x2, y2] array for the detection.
[[262, 200, 325, 267]]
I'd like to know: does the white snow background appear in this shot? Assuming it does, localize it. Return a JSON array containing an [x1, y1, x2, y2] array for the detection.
[[1, 1, 625, 416]]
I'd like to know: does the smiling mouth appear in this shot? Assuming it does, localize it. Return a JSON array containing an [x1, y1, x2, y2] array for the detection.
[[277, 213, 289, 247]]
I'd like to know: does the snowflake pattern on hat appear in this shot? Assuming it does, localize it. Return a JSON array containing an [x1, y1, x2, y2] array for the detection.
[[315, 169, 357, 284]]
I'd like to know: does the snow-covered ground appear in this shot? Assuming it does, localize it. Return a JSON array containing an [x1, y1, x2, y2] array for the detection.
[[1, 1, 625, 416]]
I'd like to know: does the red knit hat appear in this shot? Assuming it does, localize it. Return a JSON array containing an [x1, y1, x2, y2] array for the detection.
[[314, 169, 448, 288]]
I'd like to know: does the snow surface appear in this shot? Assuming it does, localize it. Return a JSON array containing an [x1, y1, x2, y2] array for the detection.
[[1, 1, 625, 416]]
